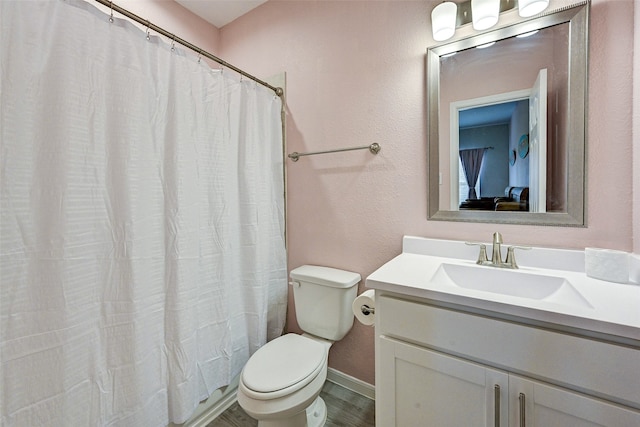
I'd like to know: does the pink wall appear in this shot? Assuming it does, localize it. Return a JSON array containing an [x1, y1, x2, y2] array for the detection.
[[220, 0, 635, 385]]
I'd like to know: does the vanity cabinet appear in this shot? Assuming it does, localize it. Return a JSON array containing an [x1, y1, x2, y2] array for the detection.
[[375, 294, 640, 427]]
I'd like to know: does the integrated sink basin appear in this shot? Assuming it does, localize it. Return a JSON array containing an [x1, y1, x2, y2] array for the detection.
[[429, 263, 593, 308]]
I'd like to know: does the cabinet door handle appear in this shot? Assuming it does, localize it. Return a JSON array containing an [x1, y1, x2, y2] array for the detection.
[[494, 385, 500, 427], [519, 392, 526, 427]]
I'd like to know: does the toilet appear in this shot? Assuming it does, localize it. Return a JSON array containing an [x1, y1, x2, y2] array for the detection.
[[237, 265, 361, 427]]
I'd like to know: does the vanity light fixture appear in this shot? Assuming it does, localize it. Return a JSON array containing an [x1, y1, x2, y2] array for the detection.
[[430, 0, 550, 42], [431, 1, 458, 41], [471, 0, 500, 30]]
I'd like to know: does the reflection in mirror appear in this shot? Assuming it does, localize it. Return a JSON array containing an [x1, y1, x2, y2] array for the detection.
[[427, 1, 589, 226], [445, 30, 557, 214], [456, 99, 529, 211]]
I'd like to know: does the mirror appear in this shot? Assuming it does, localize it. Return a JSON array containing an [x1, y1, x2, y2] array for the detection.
[[427, 1, 589, 226]]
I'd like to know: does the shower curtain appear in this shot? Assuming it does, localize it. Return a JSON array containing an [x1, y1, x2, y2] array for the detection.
[[0, 1, 287, 425]]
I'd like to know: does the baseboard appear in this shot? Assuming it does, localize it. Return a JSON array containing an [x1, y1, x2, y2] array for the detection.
[[326, 368, 375, 401]]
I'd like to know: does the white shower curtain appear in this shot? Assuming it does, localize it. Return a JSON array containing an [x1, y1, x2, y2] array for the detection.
[[0, 0, 287, 425]]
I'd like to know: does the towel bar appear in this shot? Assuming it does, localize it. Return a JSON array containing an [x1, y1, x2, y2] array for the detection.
[[288, 143, 381, 162]]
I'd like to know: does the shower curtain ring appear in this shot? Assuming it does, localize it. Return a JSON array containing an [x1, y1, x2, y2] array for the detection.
[[171, 35, 176, 52], [197, 49, 202, 63], [109, 1, 114, 23], [145, 21, 151, 40]]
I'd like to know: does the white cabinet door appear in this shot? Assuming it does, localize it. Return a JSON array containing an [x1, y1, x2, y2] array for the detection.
[[509, 375, 640, 427], [378, 336, 509, 427]]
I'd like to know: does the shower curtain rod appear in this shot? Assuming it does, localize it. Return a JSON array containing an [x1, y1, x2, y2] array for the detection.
[[93, 0, 283, 98]]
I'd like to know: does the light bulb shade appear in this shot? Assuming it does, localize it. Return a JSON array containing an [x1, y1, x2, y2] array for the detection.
[[471, 0, 500, 31], [518, 0, 550, 17], [431, 2, 458, 42]]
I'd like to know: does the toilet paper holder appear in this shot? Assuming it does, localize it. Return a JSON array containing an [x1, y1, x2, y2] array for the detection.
[[360, 304, 375, 316], [353, 290, 376, 326]]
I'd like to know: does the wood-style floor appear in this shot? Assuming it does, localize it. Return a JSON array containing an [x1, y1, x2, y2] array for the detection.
[[207, 381, 375, 427]]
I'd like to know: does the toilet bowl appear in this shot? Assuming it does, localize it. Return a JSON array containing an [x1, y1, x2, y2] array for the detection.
[[236, 265, 361, 427], [237, 333, 332, 427]]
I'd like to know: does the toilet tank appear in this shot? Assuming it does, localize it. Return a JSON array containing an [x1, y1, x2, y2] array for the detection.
[[289, 265, 360, 341]]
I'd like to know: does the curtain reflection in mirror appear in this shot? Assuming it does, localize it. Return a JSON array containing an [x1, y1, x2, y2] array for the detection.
[[460, 148, 488, 200]]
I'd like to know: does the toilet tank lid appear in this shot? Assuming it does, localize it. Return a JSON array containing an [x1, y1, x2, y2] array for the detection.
[[290, 265, 361, 288]]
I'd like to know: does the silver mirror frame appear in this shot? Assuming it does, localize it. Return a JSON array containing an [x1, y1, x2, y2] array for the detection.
[[427, 1, 589, 226]]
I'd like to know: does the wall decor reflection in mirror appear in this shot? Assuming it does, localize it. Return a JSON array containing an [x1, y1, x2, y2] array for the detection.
[[427, 1, 589, 226]]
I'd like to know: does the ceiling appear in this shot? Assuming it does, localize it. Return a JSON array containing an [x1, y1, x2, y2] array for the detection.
[[175, 0, 267, 28]]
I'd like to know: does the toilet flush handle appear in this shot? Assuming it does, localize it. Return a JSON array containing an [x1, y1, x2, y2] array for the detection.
[[289, 281, 301, 288]]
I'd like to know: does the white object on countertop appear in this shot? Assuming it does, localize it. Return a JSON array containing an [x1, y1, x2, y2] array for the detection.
[[585, 248, 630, 284]]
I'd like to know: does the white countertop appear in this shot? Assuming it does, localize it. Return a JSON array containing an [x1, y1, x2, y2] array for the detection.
[[366, 236, 640, 343]]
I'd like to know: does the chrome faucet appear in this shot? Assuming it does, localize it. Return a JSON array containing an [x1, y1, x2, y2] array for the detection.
[[466, 232, 531, 269], [491, 232, 503, 266]]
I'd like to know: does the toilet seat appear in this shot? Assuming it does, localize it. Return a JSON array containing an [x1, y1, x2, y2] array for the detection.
[[241, 334, 327, 400]]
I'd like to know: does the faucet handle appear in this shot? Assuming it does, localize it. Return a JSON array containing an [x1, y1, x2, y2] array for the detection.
[[465, 242, 489, 264], [505, 245, 532, 269]]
